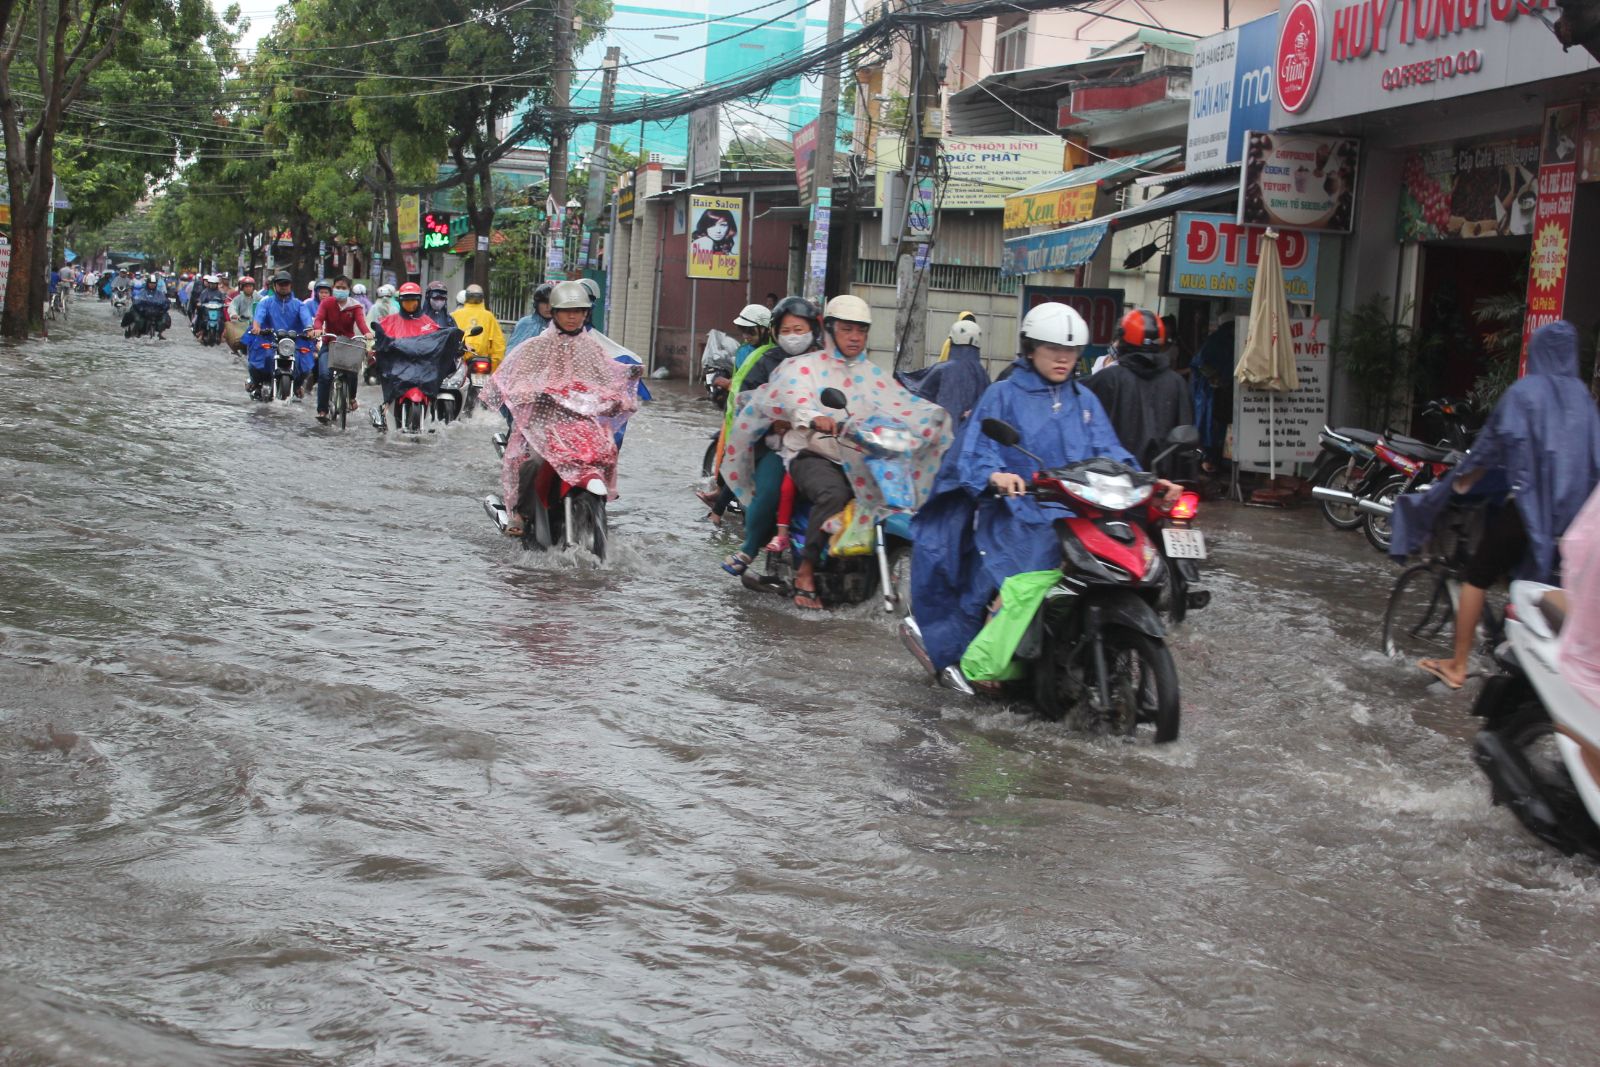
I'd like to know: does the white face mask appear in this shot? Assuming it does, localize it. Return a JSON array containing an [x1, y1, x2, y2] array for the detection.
[[777, 332, 812, 356]]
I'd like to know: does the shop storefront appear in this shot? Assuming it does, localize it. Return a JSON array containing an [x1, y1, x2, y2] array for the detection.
[[1267, 0, 1600, 422]]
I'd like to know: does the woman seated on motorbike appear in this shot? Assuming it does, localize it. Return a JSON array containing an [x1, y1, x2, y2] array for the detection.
[[485, 280, 640, 538], [716, 297, 820, 565], [910, 303, 1180, 681], [724, 294, 950, 609]]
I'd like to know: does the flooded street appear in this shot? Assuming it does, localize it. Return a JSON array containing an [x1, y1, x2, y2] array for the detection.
[[4, 314, 1600, 1066]]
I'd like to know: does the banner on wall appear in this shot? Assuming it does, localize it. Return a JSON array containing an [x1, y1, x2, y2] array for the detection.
[[1521, 103, 1580, 367], [875, 135, 1068, 210], [792, 119, 819, 206], [397, 195, 421, 250], [687, 194, 742, 280], [1397, 135, 1539, 240], [1186, 14, 1278, 171]]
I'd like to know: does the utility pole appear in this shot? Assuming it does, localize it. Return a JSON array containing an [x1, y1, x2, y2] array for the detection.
[[803, 0, 846, 304], [549, 0, 577, 207], [582, 47, 622, 270], [892, 23, 943, 371]]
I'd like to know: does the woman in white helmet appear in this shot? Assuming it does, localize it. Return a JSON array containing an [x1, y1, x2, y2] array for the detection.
[[907, 302, 1180, 685], [721, 292, 951, 609], [351, 282, 371, 313], [370, 283, 399, 322]]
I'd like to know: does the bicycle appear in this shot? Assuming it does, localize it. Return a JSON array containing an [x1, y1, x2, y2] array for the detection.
[[47, 287, 66, 321], [1381, 497, 1505, 661], [323, 336, 367, 430]]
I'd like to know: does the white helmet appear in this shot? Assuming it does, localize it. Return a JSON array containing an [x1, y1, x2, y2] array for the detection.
[[549, 280, 593, 310], [822, 293, 872, 325], [733, 303, 771, 330], [353, 283, 367, 295], [578, 277, 602, 302], [377, 284, 396, 298], [1020, 302, 1090, 347], [455, 289, 467, 305], [949, 319, 982, 346]]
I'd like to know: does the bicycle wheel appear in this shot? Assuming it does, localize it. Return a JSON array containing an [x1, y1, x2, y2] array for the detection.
[[332, 376, 348, 429], [1382, 562, 1457, 660]]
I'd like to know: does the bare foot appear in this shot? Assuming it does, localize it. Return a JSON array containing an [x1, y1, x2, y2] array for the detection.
[[1417, 658, 1466, 690]]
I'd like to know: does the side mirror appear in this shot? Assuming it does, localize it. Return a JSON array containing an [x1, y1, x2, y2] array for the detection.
[[1167, 424, 1200, 447], [469, 324, 484, 337], [820, 387, 849, 410], [981, 418, 1022, 447]]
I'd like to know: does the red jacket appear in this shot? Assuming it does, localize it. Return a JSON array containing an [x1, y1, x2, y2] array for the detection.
[[377, 310, 441, 339], [313, 296, 370, 338]]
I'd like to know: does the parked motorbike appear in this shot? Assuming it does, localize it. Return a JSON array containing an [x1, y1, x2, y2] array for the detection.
[[899, 418, 1196, 742], [196, 300, 226, 346], [737, 388, 916, 613], [1472, 581, 1600, 862], [1311, 399, 1474, 547]]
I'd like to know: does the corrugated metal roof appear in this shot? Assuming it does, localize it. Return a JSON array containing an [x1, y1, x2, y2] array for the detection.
[[1004, 146, 1182, 201]]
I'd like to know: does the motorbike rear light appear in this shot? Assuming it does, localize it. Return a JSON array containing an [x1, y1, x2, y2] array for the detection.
[[469, 358, 492, 375], [1171, 492, 1199, 520]]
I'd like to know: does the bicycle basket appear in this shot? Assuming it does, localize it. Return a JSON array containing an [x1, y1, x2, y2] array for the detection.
[[325, 337, 367, 373]]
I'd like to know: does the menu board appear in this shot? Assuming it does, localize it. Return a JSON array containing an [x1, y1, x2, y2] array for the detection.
[[1234, 316, 1330, 471]]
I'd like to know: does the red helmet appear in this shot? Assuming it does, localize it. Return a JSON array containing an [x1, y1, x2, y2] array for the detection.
[[1116, 308, 1167, 352], [397, 282, 423, 297], [239, 275, 256, 286]]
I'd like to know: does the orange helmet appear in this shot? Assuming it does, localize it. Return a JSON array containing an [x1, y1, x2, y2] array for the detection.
[[1116, 308, 1166, 352]]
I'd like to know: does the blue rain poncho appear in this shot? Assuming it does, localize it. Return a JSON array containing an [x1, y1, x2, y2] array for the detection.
[[1390, 321, 1600, 582], [897, 342, 992, 424], [246, 293, 314, 373], [911, 359, 1137, 671]]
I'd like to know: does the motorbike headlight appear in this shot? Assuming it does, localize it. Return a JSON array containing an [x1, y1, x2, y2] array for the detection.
[[1072, 470, 1153, 511], [276, 338, 297, 357]]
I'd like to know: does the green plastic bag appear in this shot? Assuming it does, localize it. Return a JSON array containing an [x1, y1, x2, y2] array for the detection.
[[959, 569, 1062, 681]]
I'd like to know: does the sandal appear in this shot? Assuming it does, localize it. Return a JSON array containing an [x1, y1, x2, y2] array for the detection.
[[721, 551, 752, 576], [793, 585, 823, 610], [505, 523, 524, 538], [764, 531, 791, 554]]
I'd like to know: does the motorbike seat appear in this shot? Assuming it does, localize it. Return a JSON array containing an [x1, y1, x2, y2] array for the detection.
[[1387, 435, 1456, 465], [1327, 426, 1381, 447]]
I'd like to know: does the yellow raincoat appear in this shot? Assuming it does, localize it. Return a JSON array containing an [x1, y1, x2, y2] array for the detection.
[[452, 302, 508, 370]]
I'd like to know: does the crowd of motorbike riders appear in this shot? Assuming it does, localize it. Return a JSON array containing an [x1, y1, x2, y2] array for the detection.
[[89, 260, 1600, 761]]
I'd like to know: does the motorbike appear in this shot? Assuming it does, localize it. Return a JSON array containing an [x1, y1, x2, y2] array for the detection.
[[125, 300, 169, 340], [1310, 399, 1474, 548], [196, 300, 226, 346], [899, 420, 1201, 743], [735, 388, 918, 613], [252, 329, 315, 402], [483, 385, 624, 561], [111, 292, 130, 318], [432, 325, 485, 426], [700, 350, 737, 477], [463, 352, 493, 417], [369, 324, 476, 434], [1472, 581, 1600, 862]]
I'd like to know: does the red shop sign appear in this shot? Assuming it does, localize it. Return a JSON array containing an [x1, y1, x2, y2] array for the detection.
[[1520, 103, 1579, 373], [1277, 0, 1324, 114]]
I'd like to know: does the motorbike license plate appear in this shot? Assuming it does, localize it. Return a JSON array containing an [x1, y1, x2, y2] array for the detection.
[[1162, 528, 1207, 559]]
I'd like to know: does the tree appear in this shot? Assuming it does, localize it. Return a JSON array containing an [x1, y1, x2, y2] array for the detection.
[[0, 0, 215, 337]]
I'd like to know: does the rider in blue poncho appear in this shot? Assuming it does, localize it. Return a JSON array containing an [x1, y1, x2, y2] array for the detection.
[[247, 271, 316, 397], [898, 317, 992, 425], [909, 302, 1180, 684], [1393, 319, 1600, 688]]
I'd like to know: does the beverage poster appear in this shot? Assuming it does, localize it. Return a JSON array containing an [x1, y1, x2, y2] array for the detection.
[[687, 194, 742, 281], [1238, 131, 1359, 232]]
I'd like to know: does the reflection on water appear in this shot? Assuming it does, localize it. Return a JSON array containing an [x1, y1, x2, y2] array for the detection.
[[0, 318, 1597, 1065]]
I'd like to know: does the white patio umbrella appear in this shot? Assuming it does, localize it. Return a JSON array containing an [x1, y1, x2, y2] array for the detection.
[[1235, 228, 1299, 480]]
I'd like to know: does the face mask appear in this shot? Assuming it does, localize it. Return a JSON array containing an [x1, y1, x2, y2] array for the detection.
[[333, 289, 350, 302], [429, 296, 446, 306], [777, 332, 812, 356]]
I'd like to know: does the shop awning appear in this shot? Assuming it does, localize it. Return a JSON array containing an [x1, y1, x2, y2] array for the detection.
[[1003, 220, 1111, 277], [1002, 146, 1182, 230], [1106, 176, 1238, 228], [1001, 176, 1237, 277]]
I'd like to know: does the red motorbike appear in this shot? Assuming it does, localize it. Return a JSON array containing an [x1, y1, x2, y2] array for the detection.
[[903, 419, 1200, 742]]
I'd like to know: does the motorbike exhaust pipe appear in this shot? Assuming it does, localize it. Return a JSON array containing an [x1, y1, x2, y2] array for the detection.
[[1310, 486, 1359, 505], [1356, 497, 1394, 517]]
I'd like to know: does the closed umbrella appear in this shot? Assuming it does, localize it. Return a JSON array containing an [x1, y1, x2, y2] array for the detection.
[[1235, 228, 1298, 480]]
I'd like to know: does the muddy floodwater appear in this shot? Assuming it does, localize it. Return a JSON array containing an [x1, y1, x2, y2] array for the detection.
[[2, 315, 1599, 1066]]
